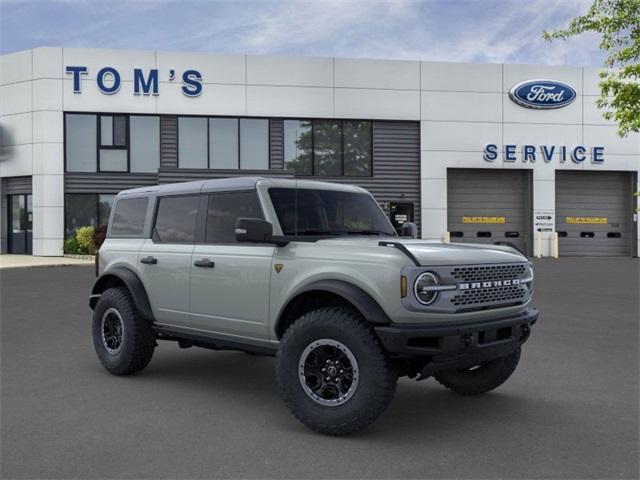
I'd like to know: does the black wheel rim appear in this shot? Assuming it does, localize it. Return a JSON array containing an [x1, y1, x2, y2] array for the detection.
[[101, 307, 124, 355], [298, 339, 359, 407]]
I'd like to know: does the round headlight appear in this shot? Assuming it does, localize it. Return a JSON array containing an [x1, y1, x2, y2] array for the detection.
[[414, 272, 439, 305]]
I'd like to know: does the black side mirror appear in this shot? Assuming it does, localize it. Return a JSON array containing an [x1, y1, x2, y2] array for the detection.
[[235, 217, 273, 243], [400, 222, 418, 239]]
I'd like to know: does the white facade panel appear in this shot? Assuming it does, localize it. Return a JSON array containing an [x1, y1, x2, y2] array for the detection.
[[0, 82, 32, 115], [503, 123, 583, 152], [583, 67, 602, 96], [32, 111, 64, 144], [421, 91, 502, 122], [583, 95, 616, 125], [157, 51, 245, 85], [247, 86, 333, 118], [32, 142, 64, 175], [421, 121, 501, 152], [0, 50, 32, 85], [158, 83, 245, 115], [335, 88, 419, 120], [583, 125, 640, 156], [32, 47, 63, 80], [247, 55, 333, 87], [0, 145, 32, 176], [420, 178, 447, 210], [32, 174, 64, 208], [335, 58, 419, 90], [421, 208, 448, 241], [33, 79, 63, 111], [32, 237, 64, 256], [32, 205, 64, 239], [0, 112, 32, 146], [421, 61, 502, 92]]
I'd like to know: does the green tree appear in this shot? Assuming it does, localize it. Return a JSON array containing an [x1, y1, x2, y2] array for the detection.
[[543, 0, 640, 136]]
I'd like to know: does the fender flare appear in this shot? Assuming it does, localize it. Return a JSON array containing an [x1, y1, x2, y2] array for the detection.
[[89, 266, 154, 322], [276, 279, 391, 336]]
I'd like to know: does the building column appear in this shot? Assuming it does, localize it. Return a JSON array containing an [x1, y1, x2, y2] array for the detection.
[[420, 149, 448, 241], [532, 168, 555, 258], [0, 178, 7, 254]]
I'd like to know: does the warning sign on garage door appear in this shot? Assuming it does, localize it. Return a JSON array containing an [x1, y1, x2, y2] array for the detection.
[[462, 216, 506, 224], [565, 217, 608, 224]]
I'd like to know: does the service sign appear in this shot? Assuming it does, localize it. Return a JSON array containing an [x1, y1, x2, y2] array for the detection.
[[509, 79, 577, 109], [534, 209, 554, 232]]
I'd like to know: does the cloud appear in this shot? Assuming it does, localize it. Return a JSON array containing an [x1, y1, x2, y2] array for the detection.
[[0, 0, 605, 66]]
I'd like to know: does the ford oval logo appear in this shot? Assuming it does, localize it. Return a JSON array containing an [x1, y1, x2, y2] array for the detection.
[[509, 79, 577, 109]]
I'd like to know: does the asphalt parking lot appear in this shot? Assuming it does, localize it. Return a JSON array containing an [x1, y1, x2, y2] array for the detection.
[[1, 259, 638, 479]]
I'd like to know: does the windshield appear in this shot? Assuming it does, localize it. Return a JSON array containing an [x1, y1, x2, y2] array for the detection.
[[268, 188, 397, 237]]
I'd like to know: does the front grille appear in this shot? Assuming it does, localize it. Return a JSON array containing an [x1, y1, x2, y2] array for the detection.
[[451, 264, 527, 283], [451, 285, 527, 308]]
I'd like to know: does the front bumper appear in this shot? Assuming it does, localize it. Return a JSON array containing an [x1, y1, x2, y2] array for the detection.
[[375, 308, 539, 378]]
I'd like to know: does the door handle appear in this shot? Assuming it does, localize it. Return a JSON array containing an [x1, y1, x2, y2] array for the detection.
[[194, 258, 215, 268], [140, 256, 158, 265]]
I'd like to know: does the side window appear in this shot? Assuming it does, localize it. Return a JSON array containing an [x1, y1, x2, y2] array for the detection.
[[153, 195, 200, 244], [206, 191, 263, 244], [110, 197, 148, 236]]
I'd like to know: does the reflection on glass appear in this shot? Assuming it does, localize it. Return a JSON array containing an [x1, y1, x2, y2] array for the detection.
[[313, 120, 341, 176], [284, 120, 312, 175], [343, 121, 371, 176]]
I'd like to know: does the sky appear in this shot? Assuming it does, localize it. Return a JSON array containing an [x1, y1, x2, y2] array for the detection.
[[0, 0, 605, 66]]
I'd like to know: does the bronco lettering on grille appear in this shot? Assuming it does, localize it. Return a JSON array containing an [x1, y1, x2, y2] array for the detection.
[[459, 279, 521, 290]]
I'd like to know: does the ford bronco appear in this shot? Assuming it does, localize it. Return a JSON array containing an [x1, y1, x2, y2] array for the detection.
[[90, 177, 538, 435]]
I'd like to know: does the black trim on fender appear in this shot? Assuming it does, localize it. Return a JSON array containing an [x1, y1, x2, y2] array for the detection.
[[89, 266, 154, 322]]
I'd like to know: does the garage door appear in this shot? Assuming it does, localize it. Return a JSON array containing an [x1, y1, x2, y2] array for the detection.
[[447, 169, 532, 255], [556, 171, 634, 256]]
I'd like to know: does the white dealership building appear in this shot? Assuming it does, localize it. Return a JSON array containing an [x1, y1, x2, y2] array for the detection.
[[0, 47, 638, 257]]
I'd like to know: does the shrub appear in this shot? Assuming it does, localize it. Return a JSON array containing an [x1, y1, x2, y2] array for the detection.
[[93, 224, 108, 249], [75, 226, 96, 255], [63, 235, 79, 254]]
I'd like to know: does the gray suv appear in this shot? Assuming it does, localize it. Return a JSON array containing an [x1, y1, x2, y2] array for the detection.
[[90, 177, 538, 435]]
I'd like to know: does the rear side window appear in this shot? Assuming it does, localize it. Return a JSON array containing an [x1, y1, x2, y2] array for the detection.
[[110, 197, 148, 236], [206, 191, 263, 244], [154, 195, 200, 244]]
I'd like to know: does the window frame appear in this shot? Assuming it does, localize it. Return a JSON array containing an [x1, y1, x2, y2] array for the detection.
[[97, 114, 129, 172], [63, 112, 161, 174], [176, 115, 271, 170], [150, 193, 207, 245], [284, 118, 373, 178], [203, 189, 266, 245]]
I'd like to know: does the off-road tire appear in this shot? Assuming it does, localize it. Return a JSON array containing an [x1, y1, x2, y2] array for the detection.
[[434, 348, 521, 395], [92, 287, 155, 375], [275, 307, 397, 436]]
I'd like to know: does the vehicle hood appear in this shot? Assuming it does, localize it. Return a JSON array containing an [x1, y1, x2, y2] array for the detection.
[[314, 237, 527, 266]]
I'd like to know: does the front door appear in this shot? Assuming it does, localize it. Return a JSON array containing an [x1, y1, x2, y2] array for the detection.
[[8, 194, 32, 254], [189, 191, 274, 340], [389, 202, 414, 235]]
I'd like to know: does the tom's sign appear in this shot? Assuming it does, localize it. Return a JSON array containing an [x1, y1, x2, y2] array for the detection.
[[509, 79, 576, 109], [65, 66, 203, 97]]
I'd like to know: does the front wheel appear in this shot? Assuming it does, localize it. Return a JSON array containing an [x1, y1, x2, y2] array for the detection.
[[275, 307, 397, 436], [434, 348, 521, 395]]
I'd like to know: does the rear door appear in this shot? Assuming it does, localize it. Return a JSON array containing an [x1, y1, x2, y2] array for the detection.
[[138, 194, 201, 328], [190, 190, 274, 340]]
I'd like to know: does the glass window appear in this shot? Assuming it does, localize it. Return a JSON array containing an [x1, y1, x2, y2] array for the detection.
[[110, 197, 148, 236], [66, 114, 97, 172], [268, 188, 395, 237], [113, 116, 127, 146], [65, 194, 97, 236], [178, 117, 207, 168], [343, 121, 372, 176], [98, 194, 115, 226], [154, 195, 200, 243], [240, 119, 268, 170], [313, 120, 341, 176], [284, 120, 312, 175], [209, 118, 238, 169], [206, 192, 263, 244], [100, 149, 127, 172], [130, 116, 160, 173], [100, 116, 113, 146]]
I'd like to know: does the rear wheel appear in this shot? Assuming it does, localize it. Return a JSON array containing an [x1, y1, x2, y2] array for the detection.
[[275, 307, 397, 436], [434, 348, 521, 395], [92, 287, 155, 375]]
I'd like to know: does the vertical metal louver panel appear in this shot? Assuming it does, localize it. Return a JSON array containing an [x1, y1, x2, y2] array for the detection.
[[269, 119, 284, 170], [160, 115, 178, 169], [556, 171, 633, 257]]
